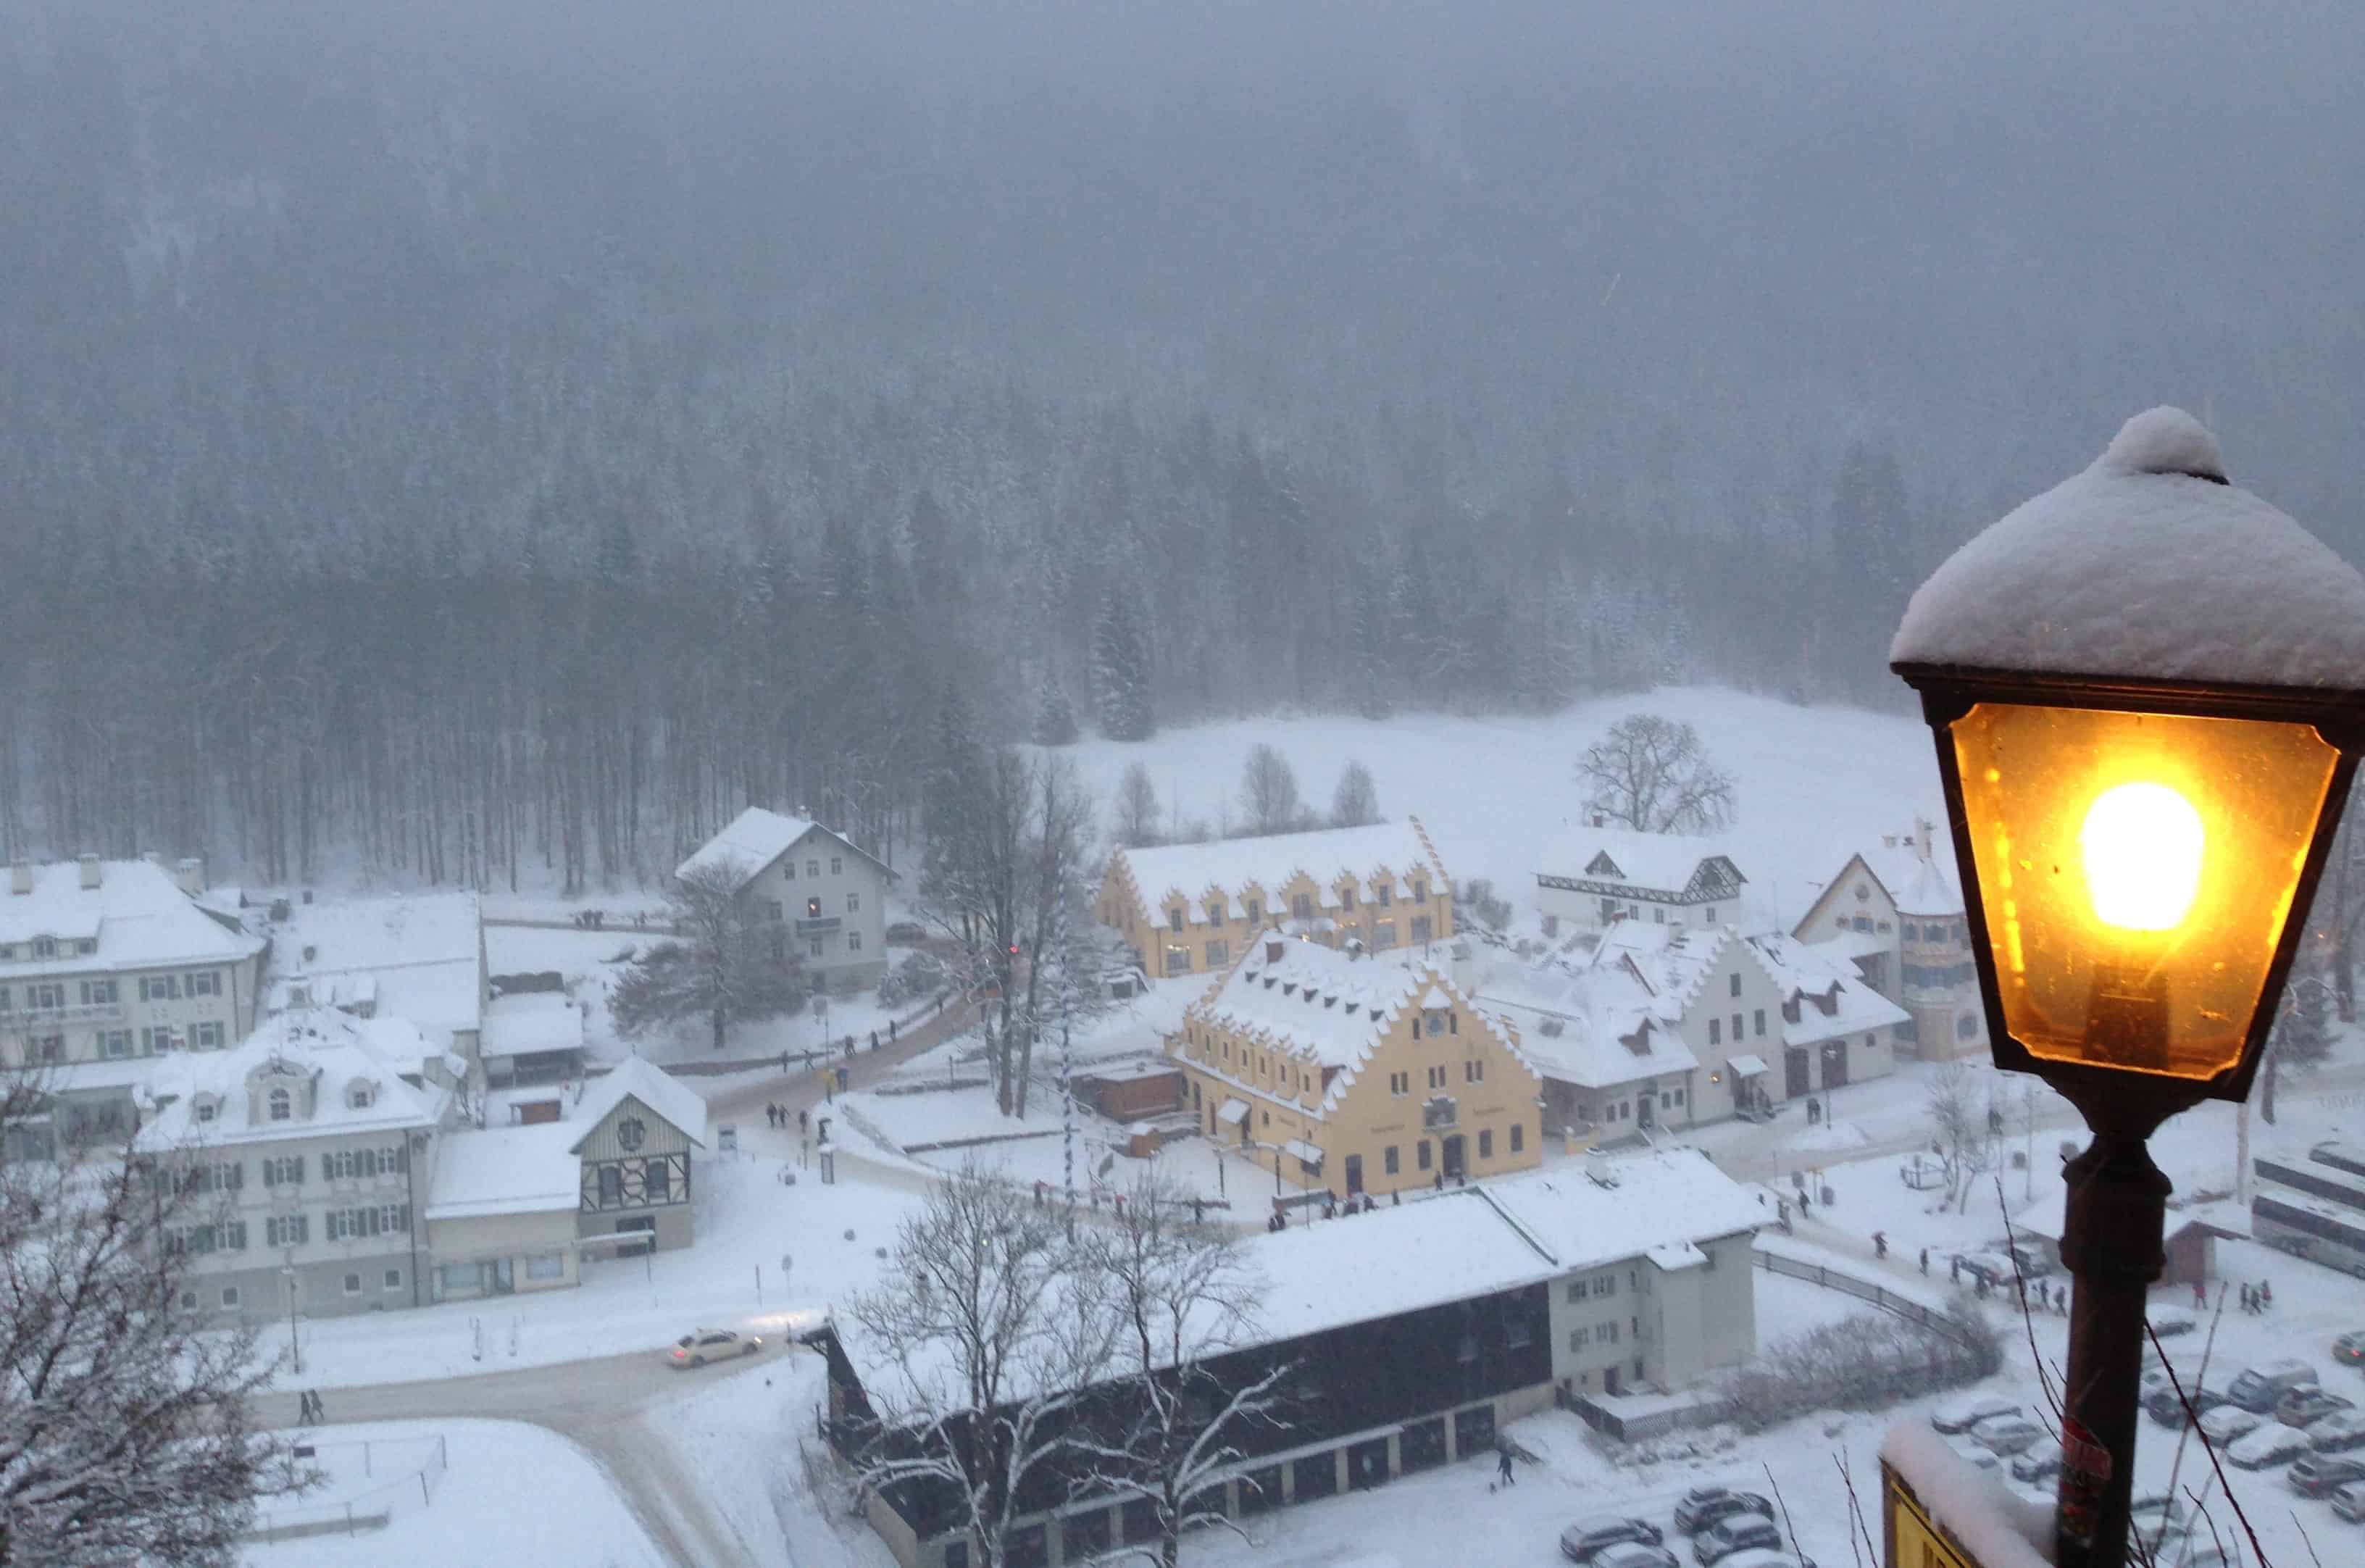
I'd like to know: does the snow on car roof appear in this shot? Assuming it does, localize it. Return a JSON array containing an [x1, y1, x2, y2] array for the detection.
[[1893, 407, 2365, 690]]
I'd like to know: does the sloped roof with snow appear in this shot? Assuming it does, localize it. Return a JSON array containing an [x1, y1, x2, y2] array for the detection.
[[1893, 408, 2365, 690], [1477, 961, 1700, 1089], [482, 991, 586, 1059], [1482, 1151, 1767, 1267], [0, 859, 264, 978], [675, 806, 895, 889], [1858, 844, 1965, 918], [425, 1122, 583, 1219], [1536, 827, 1743, 898], [1743, 933, 1912, 1045], [134, 1008, 450, 1151], [575, 1056, 707, 1149], [266, 892, 485, 1039], [1116, 820, 1446, 923]]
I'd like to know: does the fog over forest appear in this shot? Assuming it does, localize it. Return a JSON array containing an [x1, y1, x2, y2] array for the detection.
[[5, 0, 2361, 888]]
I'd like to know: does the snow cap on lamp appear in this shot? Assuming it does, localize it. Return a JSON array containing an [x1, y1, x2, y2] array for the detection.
[[1891, 407, 2365, 690]]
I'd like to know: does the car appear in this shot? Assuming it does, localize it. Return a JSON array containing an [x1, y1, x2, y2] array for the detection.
[[1945, 1440, 2001, 1474], [2009, 1442, 2064, 1485], [1693, 1515, 1786, 1566], [2146, 1382, 2229, 1428], [2226, 1358, 2320, 1414], [2311, 1410, 2365, 1452], [2227, 1421, 2314, 1470], [1930, 1393, 2022, 1435], [1679, 1493, 1774, 1535], [2172, 1540, 2241, 1568], [2277, 1387, 2356, 1430], [666, 1327, 762, 1367], [2333, 1330, 2365, 1368], [1982, 1239, 2054, 1278], [1588, 1545, 1680, 1568], [2333, 1480, 2365, 1522], [1969, 1414, 2049, 1456], [1674, 1488, 1771, 1534], [1711, 1552, 1817, 1568], [1951, 1251, 2019, 1288], [2287, 1454, 2365, 1497], [2127, 1491, 2187, 1530], [2147, 1309, 2198, 1339], [2198, 1404, 2265, 1446], [1560, 1517, 1666, 1561]]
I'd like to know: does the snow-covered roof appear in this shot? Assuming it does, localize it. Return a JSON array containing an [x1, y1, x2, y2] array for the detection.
[[675, 806, 895, 890], [1857, 843, 1964, 919], [574, 1056, 707, 1150], [425, 1123, 582, 1220], [0, 858, 264, 977], [482, 991, 586, 1059], [1476, 961, 1699, 1090], [1482, 1151, 1765, 1269], [1743, 933, 1912, 1045], [1191, 940, 1420, 1068], [133, 1008, 450, 1152], [265, 893, 485, 1041], [1536, 826, 1743, 899], [1116, 820, 1446, 924], [1893, 407, 2365, 690]]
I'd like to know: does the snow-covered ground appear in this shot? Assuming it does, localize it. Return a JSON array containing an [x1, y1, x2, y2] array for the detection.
[[1052, 685, 1944, 932], [242, 1419, 664, 1568]]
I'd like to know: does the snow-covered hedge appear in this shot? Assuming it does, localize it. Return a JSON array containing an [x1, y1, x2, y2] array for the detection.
[[1717, 1294, 2001, 1433]]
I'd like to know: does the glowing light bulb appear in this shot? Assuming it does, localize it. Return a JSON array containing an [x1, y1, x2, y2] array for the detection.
[[2079, 781, 2204, 932]]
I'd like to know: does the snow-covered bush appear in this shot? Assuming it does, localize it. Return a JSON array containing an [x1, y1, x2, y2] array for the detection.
[[1462, 877, 1514, 932], [1717, 1296, 2001, 1433], [877, 948, 952, 1007]]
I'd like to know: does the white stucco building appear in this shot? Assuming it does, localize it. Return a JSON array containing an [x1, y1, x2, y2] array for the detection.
[[677, 807, 896, 993], [1793, 819, 1989, 1061], [1532, 827, 1746, 937]]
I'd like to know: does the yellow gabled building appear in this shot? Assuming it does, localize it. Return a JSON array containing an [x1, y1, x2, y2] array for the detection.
[[1169, 931, 1540, 1200]]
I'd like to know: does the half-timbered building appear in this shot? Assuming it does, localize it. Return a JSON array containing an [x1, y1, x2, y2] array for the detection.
[[1532, 827, 1747, 937]]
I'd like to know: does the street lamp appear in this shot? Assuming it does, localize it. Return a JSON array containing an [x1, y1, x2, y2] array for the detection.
[[1892, 408, 2365, 1568]]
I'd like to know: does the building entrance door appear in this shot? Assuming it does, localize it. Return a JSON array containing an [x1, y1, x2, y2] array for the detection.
[[1344, 1154, 1364, 1196], [493, 1256, 514, 1294], [1603, 1364, 1621, 1396], [1820, 1040, 1850, 1090], [1636, 1093, 1656, 1131], [1440, 1135, 1466, 1180], [1785, 1048, 1811, 1100]]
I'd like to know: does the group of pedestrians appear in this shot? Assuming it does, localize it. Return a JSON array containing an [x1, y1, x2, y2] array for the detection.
[[762, 1102, 809, 1133], [2238, 1280, 2275, 1314], [296, 1389, 327, 1425]]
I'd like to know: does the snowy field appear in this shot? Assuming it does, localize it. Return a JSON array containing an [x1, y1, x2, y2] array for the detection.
[[241, 1419, 664, 1568], [1051, 685, 1945, 931]]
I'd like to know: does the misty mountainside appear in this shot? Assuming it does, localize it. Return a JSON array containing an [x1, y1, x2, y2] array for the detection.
[[4, 1, 2361, 885]]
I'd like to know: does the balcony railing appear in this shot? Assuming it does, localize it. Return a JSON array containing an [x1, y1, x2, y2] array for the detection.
[[13, 1002, 126, 1026], [794, 916, 843, 935]]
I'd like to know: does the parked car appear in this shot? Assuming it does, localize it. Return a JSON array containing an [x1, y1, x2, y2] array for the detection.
[[2127, 1492, 2187, 1531], [1713, 1552, 1817, 1568], [1588, 1545, 1680, 1568], [1930, 1393, 2022, 1435], [1982, 1239, 2053, 1278], [1945, 1440, 2001, 1474], [1561, 1517, 1666, 1561], [1677, 1492, 1774, 1535], [2146, 1383, 2228, 1428], [2009, 1442, 2064, 1485], [2198, 1404, 2265, 1446], [2277, 1388, 2356, 1430], [2332, 1480, 2365, 1522], [2227, 1421, 2314, 1471], [2147, 1309, 2198, 1339], [1693, 1515, 1786, 1566], [1969, 1414, 2049, 1457], [2226, 1358, 2320, 1414], [2332, 1330, 2365, 1367], [1951, 1251, 2019, 1288], [2287, 1454, 2365, 1497], [666, 1327, 762, 1367], [2310, 1410, 2365, 1452]]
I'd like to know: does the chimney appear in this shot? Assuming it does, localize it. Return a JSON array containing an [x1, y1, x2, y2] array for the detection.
[[1584, 1148, 1616, 1188], [1264, 938, 1285, 963], [9, 859, 29, 896], [78, 853, 101, 890], [1882, 834, 1898, 849], [175, 856, 207, 896], [1915, 817, 1934, 861]]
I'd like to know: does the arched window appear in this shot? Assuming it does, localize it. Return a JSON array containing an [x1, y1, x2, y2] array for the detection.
[[267, 1088, 291, 1122]]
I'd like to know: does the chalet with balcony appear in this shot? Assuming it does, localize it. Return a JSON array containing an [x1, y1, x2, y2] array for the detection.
[[1532, 827, 1746, 937], [677, 807, 896, 993]]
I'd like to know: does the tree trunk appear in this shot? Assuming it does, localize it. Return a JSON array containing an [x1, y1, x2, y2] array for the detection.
[[712, 1004, 727, 1053]]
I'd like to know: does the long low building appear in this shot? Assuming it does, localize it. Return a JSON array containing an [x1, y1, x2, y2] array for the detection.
[[815, 1149, 1764, 1568]]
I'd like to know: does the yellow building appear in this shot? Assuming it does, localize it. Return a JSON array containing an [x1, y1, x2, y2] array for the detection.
[[1169, 933, 1541, 1199], [1097, 820, 1454, 982]]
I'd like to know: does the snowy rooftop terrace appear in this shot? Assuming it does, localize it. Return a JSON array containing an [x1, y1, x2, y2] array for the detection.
[[265, 891, 485, 1040]]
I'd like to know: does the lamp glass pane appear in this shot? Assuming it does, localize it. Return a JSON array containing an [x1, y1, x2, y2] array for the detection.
[[1951, 702, 2336, 1081]]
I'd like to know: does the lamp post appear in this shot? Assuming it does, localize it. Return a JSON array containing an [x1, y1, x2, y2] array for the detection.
[[281, 1250, 304, 1375], [1891, 408, 2365, 1568]]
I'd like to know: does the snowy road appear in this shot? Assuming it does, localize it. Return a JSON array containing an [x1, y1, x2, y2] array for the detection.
[[263, 1347, 791, 1568]]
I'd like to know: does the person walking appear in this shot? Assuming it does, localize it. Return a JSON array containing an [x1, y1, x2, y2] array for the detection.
[[2193, 1277, 2206, 1310], [1919, 1246, 1930, 1276], [2259, 1280, 2273, 1309], [869, 1030, 879, 1053], [2240, 1283, 2254, 1314], [890, 1017, 898, 1043], [798, 1107, 809, 1134], [1496, 1442, 1517, 1488], [1873, 1230, 1888, 1260], [1950, 1254, 1961, 1285]]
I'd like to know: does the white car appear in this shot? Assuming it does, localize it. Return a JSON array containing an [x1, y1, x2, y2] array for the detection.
[[1969, 1414, 2048, 1456], [1930, 1393, 2022, 1435], [665, 1327, 764, 1368], [1945, 1440, 2001, 1474], [2225, 1421, 2312, 1471], [2196, 1404, 2264, 1446]]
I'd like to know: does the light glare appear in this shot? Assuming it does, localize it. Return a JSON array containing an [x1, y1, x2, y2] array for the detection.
[[2080, 781, 2203, 931]]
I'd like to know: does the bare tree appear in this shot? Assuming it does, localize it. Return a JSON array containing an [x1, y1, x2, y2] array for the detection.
[[2314, 798, 2365, 1022], [1073, 1180, 1291, 1568], [843, 1168, 1115, 1568], [1576, 713, 1737, 834], [1329, 759, 1380, 828], [610, 857, 804, 1051], [1112, 762, 1161, 849], [1924, 1061, 1998, 1214], [1238, 744, 1302, 837], [1, 1074, 313, 1565]]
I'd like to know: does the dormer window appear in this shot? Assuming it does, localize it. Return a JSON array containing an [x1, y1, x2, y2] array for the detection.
[[31, 937, 55, 959], [347, 1082, 376, 1111], [268, 1088, 291, 1122], [194, 1100, 218, 1124]]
